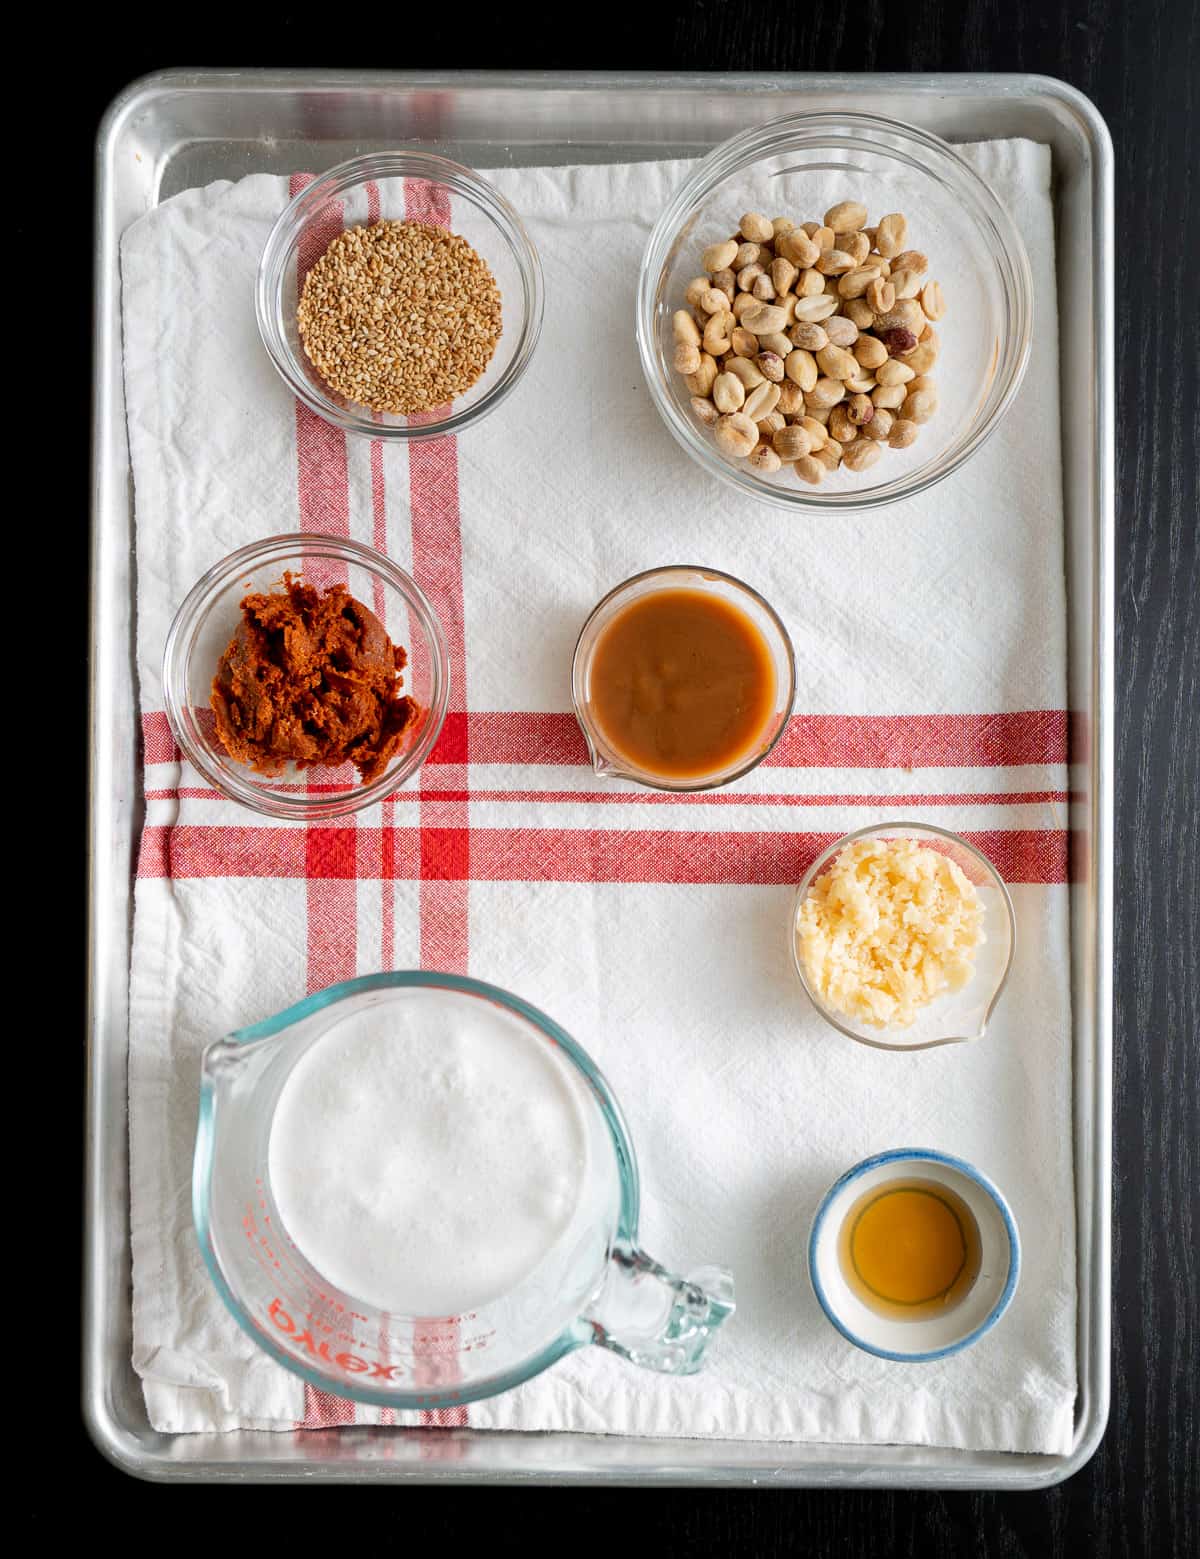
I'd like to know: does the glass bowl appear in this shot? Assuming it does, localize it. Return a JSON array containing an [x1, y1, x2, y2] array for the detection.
[[256, 151, 544, 442], [571, 564, 796, 792], [790, 822, 1016, 1052], [162, 534, 450, 820], [636, 111, 1033, 512]]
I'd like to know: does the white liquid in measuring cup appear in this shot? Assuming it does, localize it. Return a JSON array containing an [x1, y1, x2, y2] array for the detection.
[[267, 990, 590, 1315]]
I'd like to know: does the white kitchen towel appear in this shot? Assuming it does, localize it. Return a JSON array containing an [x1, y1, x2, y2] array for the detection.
[[123, 142, 1077, 1452]]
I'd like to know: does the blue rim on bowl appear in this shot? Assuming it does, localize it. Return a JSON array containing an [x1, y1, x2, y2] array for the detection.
[[807, 1147, 1021, 1363]]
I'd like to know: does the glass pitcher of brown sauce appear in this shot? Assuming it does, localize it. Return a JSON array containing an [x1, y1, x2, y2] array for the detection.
[[572, 565, 796, 791]]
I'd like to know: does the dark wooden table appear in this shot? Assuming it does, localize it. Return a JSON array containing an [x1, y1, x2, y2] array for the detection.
[[51, 1, 1196, 1550]]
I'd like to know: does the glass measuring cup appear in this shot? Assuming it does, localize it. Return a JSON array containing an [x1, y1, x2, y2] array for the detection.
[[193, 972, 734, 1411]]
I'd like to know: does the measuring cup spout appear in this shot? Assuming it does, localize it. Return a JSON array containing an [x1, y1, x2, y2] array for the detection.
[[580, 1244, 734, 1375]]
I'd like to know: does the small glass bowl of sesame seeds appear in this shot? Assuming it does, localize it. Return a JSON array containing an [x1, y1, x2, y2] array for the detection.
[[257, 151, 544, 442]]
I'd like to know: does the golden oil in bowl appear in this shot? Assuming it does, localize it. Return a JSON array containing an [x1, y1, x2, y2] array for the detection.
[[837, 1177, 983, 1321]]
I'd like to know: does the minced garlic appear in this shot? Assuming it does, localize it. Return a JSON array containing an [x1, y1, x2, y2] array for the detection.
[[796, 836, 985, 1029]]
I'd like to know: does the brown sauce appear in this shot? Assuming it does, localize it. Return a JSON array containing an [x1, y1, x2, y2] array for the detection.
[[586, 588, 777, 782]]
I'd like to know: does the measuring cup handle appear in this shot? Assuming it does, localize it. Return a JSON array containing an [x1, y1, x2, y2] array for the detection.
[[580, 1243, 734, 1375]]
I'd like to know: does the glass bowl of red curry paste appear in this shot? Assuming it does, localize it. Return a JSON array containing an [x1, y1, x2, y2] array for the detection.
[[571, 564, 796, 792], [162, 534, 450, 820]]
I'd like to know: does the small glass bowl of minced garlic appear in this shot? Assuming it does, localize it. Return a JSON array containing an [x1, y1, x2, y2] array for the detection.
[[790, 822, 1016, 1052]]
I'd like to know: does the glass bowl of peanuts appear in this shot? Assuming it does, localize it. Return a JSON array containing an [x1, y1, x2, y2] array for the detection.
[[257, 151, 544, 442], [637, 112, 1033, 510]]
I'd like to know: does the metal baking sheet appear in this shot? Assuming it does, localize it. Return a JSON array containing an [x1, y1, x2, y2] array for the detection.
[[87, 69, 1113, 1486]]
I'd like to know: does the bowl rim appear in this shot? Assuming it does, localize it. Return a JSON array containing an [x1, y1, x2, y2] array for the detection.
[[255, 149, 545, 443], [570, 562, 798, 792], [636, 109, 1034, 512], [161, 532, 451, 819], [807, 1146, 1022, 1362], [789, 820, 1017, 1050]]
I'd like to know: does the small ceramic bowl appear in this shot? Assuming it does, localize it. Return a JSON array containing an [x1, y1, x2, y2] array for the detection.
[[808, 1148, 1020, 1362], [790, 822, 1016, 1052]]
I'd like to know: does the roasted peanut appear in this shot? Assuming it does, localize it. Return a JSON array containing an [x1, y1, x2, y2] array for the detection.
[[903, 386, 939, 423], [874, 299, 926, 336], [825, 200, 868, 233], [740, 211, 775, 244], [890, 250, 928, 276], [824, 315, 859, 348], [690, 395, 719, 425], [889, 268, 923, 300], [904, 337, 939, 375], [875, 358, 916, 387], [871, 382, 907, 410], [712, 372, 746, 414], [807, 376, 847, 409], [816, 343, 859, 380], [878, 326, 919, 358], [888, 418, 919, 449], [673, 341, 702, 375], [731, 326, 759, 358], [795, 267, 827, 298], [699, 287, 728, 315], [742, 302, 790, 335], [789, 321, 829, 351], [784, 349, 818, 391], [844, 231, 871, 265], [756, 410, 786, 437], [770, 257, 799, 295], [713, 411, 759, 457], [793, 454, 825, 485], [773, 425, 813, 460], [798, 415, 830, 447], [743, 381, 781, 421], [845, 371, 877, 394], [727, 356, 766, 389], [829, 404, 858, 443], [847, 392, 874, 426], [703, 313, 734, 356], [751, 273, 776, 301], [684, 276, 711, 308], [711, 269, 736, 302], [702, 239, 739, 273], [779, 229, 820, 268], [811, 442, 842, 472], [735, 240, 764, 271], [673, 309, 702, 346], [845, 297, 875, 329], [756, 331, 795, 357], [866, 277, 895, 315], [775, 381, 806, 416], [737, 262, 765, 293], [747, 442, 782, 472], [756, 351, 786, 383], [685, 353, 718, 396], [860, 406, 894, 441], [853, 334, 888, 371], [841, 438, 882, 472], [792, 294, 840, 323], [838, 268, 877, 299], [815, 248, 856, 275], [874, 212, 907, 257]]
